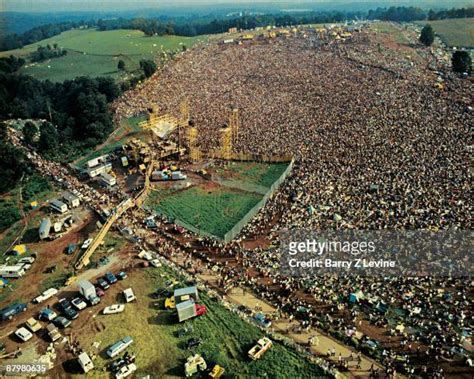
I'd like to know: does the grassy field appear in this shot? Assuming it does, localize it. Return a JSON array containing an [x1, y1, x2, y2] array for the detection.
[[146, 185, 262, 238], [217, 161, 289, 189], [73, 266, 328, 378], [371, 22, 409, 44], [0, 29, 205, 82], [415, 18, 474, 48]]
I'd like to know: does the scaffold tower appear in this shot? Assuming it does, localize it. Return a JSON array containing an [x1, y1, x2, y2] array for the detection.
[[220, 126, 233, 160], [188, 126, 201, 161], [229, 107, 239, 144]]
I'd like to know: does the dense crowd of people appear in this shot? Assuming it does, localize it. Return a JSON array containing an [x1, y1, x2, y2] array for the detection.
[[113, 25, 473, 377]]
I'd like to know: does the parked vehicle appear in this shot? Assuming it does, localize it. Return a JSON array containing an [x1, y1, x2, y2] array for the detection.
[[57, 299, 78, 320], [209, 365, 225, 379], [77, 352, 94, 373], [33, 288, 58, 304], [78, 280, 100, 305], [254, 313, 272, 328], [104, 272, 118, 284], [248, 337, 272, 360], [53, 316, 71, 328], [117, 271, 127, 280], [97, 278, 110, 290], [176, 325, 194, 338], [115, 363, 137, 379], [46, 323, 61, 342], [71, 297, 87, 310], [106, 336, 134, 358], [96, 287, 105, 297], [15, 327, 33, 342], [186, 338, 202, 350], [0, 303, 27, 321], [176, 301, 207, 322], [18, 257, 35, 264], [165, 297, 176, 309], [25, 318, 42, 333], [81, 238, 93, 249], [39, 308, 57, 321], [184, 354, 207, 377], [123, 288, 136, 303], [103, 304, 125, 315], [150, 259, 162, 268]]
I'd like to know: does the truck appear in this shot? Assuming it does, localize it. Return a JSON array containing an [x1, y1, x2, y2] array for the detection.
[[184, 354, 207, 377], [176, 300, 207, 322], [78, 280, 100, 305], [77, 352, 94, 373], [46, 323, 61, 342], [209, 365, 225, 378], [33, 288, 58, 304], [0, 303, 27, 321], [248, 337, 273, 360], [0, 265, 26, 278]]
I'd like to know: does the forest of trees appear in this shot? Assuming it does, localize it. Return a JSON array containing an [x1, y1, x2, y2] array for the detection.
[[30, 44, 67, 63], [0, 58, 121, 163], [1, 7, 473, 51]]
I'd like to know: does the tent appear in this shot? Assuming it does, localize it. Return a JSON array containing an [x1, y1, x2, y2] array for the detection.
[[349, 291, 364, 303], [12, 244, 27, 255]]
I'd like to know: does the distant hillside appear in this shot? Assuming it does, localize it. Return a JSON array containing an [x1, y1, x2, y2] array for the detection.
[[416, 18, 474, 48], [0, 29, 205, 82]]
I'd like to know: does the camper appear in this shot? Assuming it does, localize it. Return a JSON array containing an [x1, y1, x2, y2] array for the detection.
[[86, 155, 107, 168], [39, 218, 52, 240], [63, 192, 80, 208], [88, 163, 112, 178], [77, 352, 94, 373], [176, 300, 206, 322], [106, 336, 133, 358], [100, 173, 116, 187], [50, 199, 68, 214], [0, 265, 25, 278]]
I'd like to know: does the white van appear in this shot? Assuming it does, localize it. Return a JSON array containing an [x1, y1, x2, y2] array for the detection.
[[123, 288, 136, 303], [78, 352, 94, 373]]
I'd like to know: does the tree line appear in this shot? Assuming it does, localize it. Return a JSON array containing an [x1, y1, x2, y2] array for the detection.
[[1, 7, 472, 51]]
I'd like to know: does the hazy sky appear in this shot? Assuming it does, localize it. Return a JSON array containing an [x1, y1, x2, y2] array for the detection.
[[0, 0, 465, 12]]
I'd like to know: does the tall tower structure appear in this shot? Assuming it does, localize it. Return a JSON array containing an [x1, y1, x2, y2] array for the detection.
[[229, 107, 239, 146], [220, 125, 233, 160], [188, 126, 201, 161]]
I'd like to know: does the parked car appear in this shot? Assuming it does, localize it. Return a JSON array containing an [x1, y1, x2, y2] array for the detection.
[[97, 278, 110, 290], [186, 338, 202, 350], [15, 327, 33, 342], [25, 318, 42, 333], [117, 271, 127, 280], [53, 316, 71, 328], [254, 313, 272, 328], [150, 259, 162, 268], [57, 299, 78, 320], [123, 288, 136, 303], [176, 325, 193, 338], [103, 304, 125, 315], [18, 257, 35, 264], [81, 238, 93, 249], [39, 308, 57, 321], [95, 287, 105, 297], [115, 363, 137, 379], [104, 272, 118, 284], [71, 297, 87, 311]]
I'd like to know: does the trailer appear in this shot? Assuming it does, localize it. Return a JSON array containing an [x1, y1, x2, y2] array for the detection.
[[39, 218, 52, 240], [176, 300, 206, 322], [0, 265, 26, 278], [63, 192, 80, 208], [50, 199, 68, 214]]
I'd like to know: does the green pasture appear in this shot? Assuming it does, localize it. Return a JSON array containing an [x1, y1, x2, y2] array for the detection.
[[217, 161, 289, 189], [415, 18, 474, 48]]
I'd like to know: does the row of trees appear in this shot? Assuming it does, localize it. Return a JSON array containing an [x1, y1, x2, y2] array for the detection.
[[1, 6, 473, 51], [30, 44, 67, 63]]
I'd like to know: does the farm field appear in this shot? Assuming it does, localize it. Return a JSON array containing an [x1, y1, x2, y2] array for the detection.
[[416, 18, 474, 48], [0, 29, 205, 81], [145, 184, 262, 239], [69, 266, 328, 378]]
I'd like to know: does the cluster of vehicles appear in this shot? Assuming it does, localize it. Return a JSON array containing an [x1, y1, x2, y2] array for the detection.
[[0, 270, 130, 346]]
